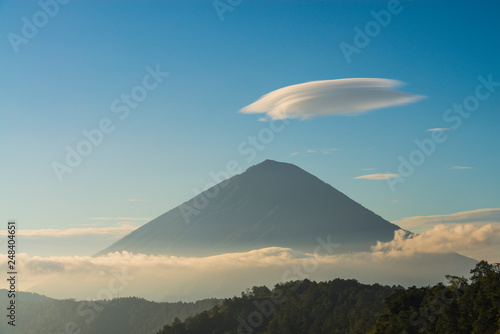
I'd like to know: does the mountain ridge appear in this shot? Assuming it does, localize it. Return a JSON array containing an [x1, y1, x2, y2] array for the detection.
[[96, 160, 401, 256]]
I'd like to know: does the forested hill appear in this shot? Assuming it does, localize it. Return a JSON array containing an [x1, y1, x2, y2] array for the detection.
[[370, 260, 500, 334], [0, 295, 220, 334], [0, 289, 54, 302], [156, 261, 500, 334], [156, 279, 399, 334], [1, 261, 497, 333]]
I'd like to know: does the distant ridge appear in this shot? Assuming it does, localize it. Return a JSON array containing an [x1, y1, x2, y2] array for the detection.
[[0, 289, 54, 302], [96, 160, 401, 256]]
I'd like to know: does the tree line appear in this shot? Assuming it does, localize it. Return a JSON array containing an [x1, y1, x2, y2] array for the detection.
[[156, 261, 500, 334]]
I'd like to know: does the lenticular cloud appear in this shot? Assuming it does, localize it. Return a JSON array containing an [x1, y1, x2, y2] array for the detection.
[[240, 78, 425, 120]]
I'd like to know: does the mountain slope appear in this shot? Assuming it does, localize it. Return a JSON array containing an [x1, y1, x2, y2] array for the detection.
[[97, 160, 401, 256]]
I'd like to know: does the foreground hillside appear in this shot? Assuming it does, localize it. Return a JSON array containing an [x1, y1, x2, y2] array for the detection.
[[371, 260, 500, 334], [0, 295, 220, 334], [156, 279, 398, 334], [156, 262, 500, 334]]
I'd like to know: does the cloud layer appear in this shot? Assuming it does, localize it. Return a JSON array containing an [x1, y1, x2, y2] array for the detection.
[[5, 221, 499, 302], [0, 225, 141, 257], [240, 78, 425, 120], [390, 209, 500, 262], [427, 128, 450, 132], [4, 211, 498, 301], [90, 217, 151, 221], [354, 173, 400, 180], [0, 225, 138, 237], [0, 246, 474, 302], [373, 224, 500, 257], [393, 208, 500, 230]]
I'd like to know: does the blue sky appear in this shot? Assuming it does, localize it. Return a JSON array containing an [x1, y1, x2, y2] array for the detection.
[[1, 0, 499, 255]]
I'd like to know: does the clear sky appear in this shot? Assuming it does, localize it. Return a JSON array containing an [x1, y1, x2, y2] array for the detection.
[[1, 0, 499, 255]]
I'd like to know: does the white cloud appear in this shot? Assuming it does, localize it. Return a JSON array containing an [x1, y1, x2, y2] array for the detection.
[[292, 148, 338, 156], [390, 209, 500, 262], [0, 225, 138, 237], [393, 208, 500, 230], [0, 225, 141, 257], [321, 148, 339, 154], [1, 245, 478, 302], [354, 173, 400, 180], [373, 224, 500, 260], [452, 166, 474, 170], [240, 78, 425, 120], [426, 128, 450, 132], [91, 217, 151, 221]]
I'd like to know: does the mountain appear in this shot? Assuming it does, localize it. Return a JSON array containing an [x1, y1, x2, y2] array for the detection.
[[97, 160, 402, 256]]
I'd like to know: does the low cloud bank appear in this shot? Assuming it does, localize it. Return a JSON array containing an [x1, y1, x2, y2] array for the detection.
[[373, 224, 500, 257], [5, 221, 499, 301]]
